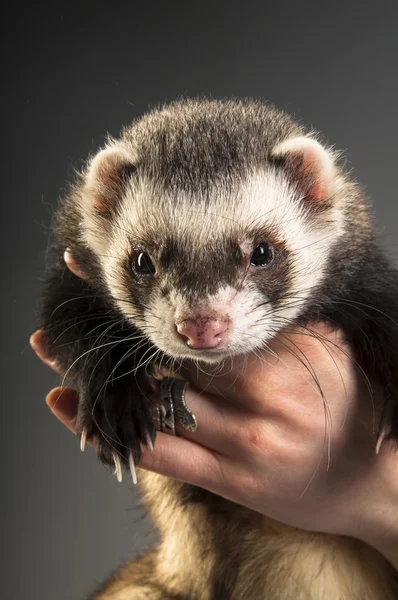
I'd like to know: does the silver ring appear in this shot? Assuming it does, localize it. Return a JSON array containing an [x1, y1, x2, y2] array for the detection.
[[152, 378, 197, 435], [172, 379, 197, 432], [153, 378, 177, 435]]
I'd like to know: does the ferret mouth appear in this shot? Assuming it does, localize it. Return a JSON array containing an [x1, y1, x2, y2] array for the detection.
[[173, 344, 235, 364], [152, 324, 259, 364]]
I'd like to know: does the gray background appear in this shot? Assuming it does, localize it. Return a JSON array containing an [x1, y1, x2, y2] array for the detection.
[[3, 2, 398, 599]]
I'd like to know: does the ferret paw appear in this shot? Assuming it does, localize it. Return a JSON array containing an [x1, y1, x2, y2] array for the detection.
[[75, 385, 156, 483]]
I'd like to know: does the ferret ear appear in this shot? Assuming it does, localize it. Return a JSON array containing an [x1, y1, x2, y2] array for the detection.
[[84, 146, 137, 215], [270, 136, 335, 203]]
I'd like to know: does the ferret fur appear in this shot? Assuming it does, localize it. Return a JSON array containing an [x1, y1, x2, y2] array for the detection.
[[40, 99, 398, 599]]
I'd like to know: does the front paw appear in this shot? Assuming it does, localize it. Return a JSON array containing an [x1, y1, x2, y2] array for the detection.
[[76, 379, 157, 483]]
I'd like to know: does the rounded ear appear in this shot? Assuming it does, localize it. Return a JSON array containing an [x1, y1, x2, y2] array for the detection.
[[84, 145, 137, 215], [270, 136, 336, 203]]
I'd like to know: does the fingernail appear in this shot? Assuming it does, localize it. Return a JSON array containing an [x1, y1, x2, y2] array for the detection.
[[64, 248, 72, 263], [45, 387, 63, 408], [46, 387, 76, 422], [30, 330, 60, 370], [30, 329, 49, 358], [64, 249, 86, 280]]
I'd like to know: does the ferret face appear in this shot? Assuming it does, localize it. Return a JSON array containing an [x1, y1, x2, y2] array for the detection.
[[77, 101, 346, 363]]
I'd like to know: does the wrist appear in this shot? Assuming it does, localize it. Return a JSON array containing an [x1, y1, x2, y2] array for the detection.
[[361, 527, 398, 571], [361, 518, 398, 571], [356, 442, 398, 571]]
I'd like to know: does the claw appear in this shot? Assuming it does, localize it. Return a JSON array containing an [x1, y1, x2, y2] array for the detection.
[[145, 431, 154, 452], [375, 425, 390, 454], [129, 452, 138, 485], [112, 452, 123, 482], [80, 428, 87, 452]]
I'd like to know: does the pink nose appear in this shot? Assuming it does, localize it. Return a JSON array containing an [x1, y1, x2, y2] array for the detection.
[[176, 318, 229, 349]]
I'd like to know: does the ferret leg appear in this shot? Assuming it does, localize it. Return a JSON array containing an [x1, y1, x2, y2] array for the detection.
[[89, 549, 188, 600]]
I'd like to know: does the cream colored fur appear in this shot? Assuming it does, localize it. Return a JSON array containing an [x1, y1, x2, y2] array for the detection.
[[137, 471, 396, 600]]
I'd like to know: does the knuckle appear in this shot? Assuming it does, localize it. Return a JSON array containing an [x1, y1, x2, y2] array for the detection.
[[235, 420, 268, 453], [246, 424, 267, 450], [139, 445, 162, 472]]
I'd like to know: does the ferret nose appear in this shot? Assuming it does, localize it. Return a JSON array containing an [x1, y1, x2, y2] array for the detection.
[[176, 318, 229, 349]]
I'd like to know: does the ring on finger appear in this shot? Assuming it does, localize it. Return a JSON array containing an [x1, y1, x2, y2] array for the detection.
[[153, 378, 197, 436]]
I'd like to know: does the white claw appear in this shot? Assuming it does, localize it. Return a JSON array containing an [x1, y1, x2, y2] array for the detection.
[[375, 426, 389, 455], [80, 428, 87, 452], [129, 452, 138, 485], [145, 431, 154, 452], [112, 452, 123, 483]]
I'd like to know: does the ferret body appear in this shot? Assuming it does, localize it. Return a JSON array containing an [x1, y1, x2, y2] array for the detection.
[[41, 99, 398, 599]]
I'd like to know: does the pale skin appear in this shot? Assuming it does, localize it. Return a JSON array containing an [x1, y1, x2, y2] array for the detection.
[[30, 251, 398, 570]]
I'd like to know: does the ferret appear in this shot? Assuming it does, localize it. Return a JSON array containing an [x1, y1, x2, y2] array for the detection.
[[40, 99, 398, 599]]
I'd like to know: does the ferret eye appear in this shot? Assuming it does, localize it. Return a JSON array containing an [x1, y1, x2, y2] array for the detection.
[[133, 251, 156, 275], [250, 243, 274, 267]]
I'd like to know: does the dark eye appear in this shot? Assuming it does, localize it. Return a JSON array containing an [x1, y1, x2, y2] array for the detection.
[[250, 243, 274, 267], [133, 251, 156, 275]]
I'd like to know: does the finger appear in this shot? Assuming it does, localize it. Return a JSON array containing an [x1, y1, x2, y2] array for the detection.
[[46, 386, 80, 434], [173, 383, 264, 456], [139, 430, 222, 490], [30, 329, 62, 374], [64, 249, 88, 280], [46, 386, 97, 449]]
